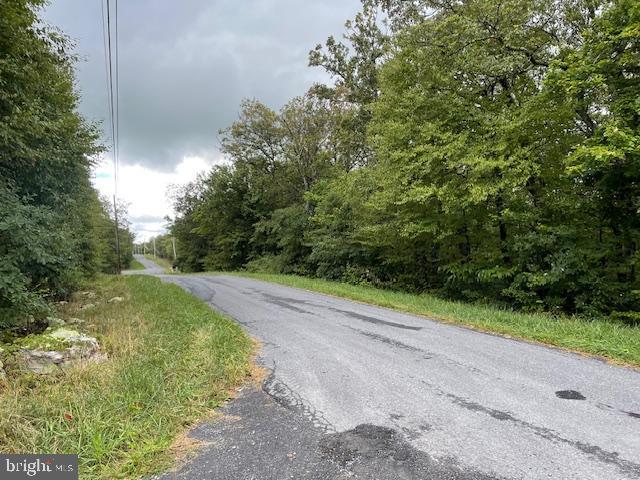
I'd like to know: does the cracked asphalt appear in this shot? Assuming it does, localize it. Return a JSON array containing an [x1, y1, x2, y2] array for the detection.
[[128, 257, 640, 480]]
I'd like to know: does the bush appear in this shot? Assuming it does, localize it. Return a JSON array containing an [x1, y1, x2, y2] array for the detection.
[[244, 254, 288, 274], [0, 184, 71, 328]]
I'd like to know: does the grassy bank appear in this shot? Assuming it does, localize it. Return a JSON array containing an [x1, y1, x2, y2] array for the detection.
[[129, 258, 146, 270], [227, 272, 640, 367], [0, 275, 252, 479], [144, 255, 173, 273]]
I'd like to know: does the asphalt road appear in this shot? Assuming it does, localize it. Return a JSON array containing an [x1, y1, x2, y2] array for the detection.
[[131, 257, 640, 480], [124, 255, 166, 275]]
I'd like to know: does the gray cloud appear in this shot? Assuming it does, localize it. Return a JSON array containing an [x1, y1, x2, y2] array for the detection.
[[42, 0, 361, 171], [129, 214, 166, 224]]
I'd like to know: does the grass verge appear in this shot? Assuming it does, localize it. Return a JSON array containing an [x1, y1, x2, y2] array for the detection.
[[129, 258, 146, 270], [144, 255, 173, 273], [0, 275, 252, 479], [225, 272, 640, 367]]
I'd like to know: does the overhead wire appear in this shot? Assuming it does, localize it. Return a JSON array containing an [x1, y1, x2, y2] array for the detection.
[[114, 0, 120, 195], [105, 0, 118, 194], [100, 0, 114, 163], [102, 0, 122, 273]]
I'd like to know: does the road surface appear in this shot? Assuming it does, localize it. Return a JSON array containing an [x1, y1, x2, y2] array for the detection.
[[131, 256, 640, 480], [123, 254, 165, 275]]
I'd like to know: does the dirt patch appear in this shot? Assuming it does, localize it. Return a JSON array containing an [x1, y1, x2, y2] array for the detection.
[[248, 339, 270, 387], [169, 429, 212, 463]]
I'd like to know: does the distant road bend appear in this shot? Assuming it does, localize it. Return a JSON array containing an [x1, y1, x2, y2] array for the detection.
[[123, 255, 165, 275], [129, 256, 640, 480]]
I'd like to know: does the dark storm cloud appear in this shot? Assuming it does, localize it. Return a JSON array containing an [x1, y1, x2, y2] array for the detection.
[[42, 0, 361, 171]]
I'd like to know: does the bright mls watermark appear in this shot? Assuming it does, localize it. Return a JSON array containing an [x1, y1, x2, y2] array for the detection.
[[0, 455, 78, 480]]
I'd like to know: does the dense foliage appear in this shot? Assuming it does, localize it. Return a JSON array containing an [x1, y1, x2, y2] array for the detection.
[[0, 0, 133, 329], [138, 233, 176, 265], [169, 0, 639, 319]]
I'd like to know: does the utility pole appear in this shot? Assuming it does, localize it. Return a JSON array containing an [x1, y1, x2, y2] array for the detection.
[[172, 237, 177, 261], [113, 194, 122, 274], [153, 237, 157, 258]]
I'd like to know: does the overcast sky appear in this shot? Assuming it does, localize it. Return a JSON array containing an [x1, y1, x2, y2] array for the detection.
[[41, 0, 361, 241]]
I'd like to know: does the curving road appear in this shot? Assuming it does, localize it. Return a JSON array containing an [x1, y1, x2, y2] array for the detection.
[[123, 254, 166, 275], [133, 257, 640, 480]]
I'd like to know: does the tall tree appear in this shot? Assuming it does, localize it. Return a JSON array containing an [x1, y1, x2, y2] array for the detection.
[[0, 0, 131, 328], [309, 3, 388, 167]]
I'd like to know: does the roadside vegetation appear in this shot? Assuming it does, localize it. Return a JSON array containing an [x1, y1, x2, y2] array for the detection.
[[163, 0, 639, 325], [1, 7, 250, 477], [230, 272, 640, 366], [143, 254, 173, 273], [129, 258, 146, 271], [0, 275, 252, 479], [0, 0, 134, 331]]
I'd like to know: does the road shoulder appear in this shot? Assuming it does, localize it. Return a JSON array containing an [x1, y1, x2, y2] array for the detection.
[[156, 377, 501, 480]]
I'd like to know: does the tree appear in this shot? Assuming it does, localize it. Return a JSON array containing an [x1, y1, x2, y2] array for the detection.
[[169, 0, 639, 318], [0, 0, 132, 329], [544, 0, 640, 314], [309, 2, 388, 167], [170, 94, 352, 273]]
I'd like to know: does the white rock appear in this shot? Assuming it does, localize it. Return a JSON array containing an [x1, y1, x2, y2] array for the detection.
[[47, 317, 66, 328], [20, 350, 65, 374], [49, 327, 93, 342], [108, 297, 125, 304], [19, 328, 105, 375]]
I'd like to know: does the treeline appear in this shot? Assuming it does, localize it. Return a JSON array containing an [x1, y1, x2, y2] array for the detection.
[[137, 234, 176, 263], [170, 0, 639, 319], [0, 0, 133, 329]]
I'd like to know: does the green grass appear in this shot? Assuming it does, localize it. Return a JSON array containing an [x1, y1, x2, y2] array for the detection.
[[0, 275, 252, 479], [144, 254, 173, 273], [222, 272, 640, 367], [128, 258, 146, 271]]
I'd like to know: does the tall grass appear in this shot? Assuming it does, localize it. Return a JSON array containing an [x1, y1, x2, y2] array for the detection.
[[0, 275, 252, 479]]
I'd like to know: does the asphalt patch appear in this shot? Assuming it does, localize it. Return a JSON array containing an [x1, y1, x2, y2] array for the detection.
[[436, 386, 640, 478], [328, 307, 422, 331], [261, 293, 311, 314], [556, 390, 587, 400], [259, 292, 423, 331], [156, 384, 502, 480], [351, 327, 432, 358], [320, 424, 501, 479]]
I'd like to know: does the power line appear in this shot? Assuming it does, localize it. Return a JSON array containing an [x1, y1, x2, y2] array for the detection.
[[114, 0, 120, 194], [105, 0, 117, 188], [102, 0, 122, 274], [100, 0, 114, 156]]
